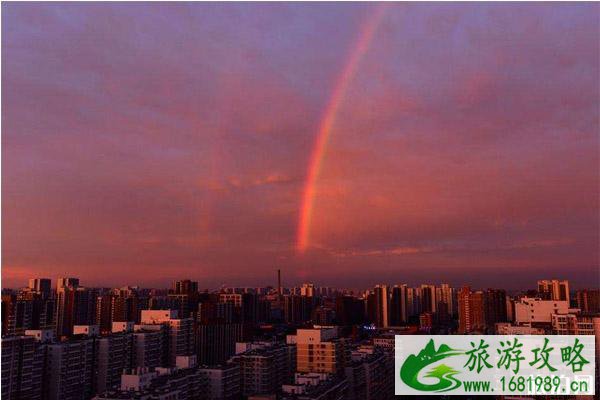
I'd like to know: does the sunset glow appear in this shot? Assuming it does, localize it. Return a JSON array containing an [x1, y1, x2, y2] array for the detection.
[[2, 3, 598, 289]]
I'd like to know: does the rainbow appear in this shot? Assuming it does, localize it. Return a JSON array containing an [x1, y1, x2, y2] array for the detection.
[[296, 5, 387, 253]]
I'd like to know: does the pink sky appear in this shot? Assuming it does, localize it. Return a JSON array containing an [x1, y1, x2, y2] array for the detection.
[[2, 3, 599, 289]]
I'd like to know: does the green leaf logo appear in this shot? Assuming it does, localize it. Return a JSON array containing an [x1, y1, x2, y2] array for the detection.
[[400, 339, 464, 392]]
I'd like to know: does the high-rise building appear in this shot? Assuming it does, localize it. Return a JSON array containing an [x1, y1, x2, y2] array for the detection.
[[311, 306, 336, 325], [2, 290, 55, 336], [94, 290, 139, 335], [198, 363, 242, 400], [506, 296, 515, 322], [167, 283, 199, 320], [576, 289, 600, 313], [55, 286, 76, 337], [420, 284, 436, 314], [196, 293, 248, 365], [172, 280, 198, 295], [514, 297, 569, 324], [241, 292, 261, 324], [458, 288, 472, 334], [1, 335, 45, 400], [139, 310, 194, 366], [132, 326, 166, 368], [300, 283, 315, 297], [55, 286, 97, 337], [537, 279, 570, 303], [1, 294, 15, 336], [389, 285, 407, 326], [46, 338, 98, 400], [294, 327, 348, 374], [470, 291, 485, 332], [28, 278, 51, 297], [96, 332, 133, 393], [484, 289, 508, 329], [196, 322, 244, 365], [2, 291, 43, 336], [437, 283, 455, 317], [551, 314, 598, 335], [406, 287, 419, 318], [344, 347, 394, 400], [167, 317, 194, 364], [284, 295, 313, 325], [56, 278, 79, 289], [419, 312, 435, 331], [24, 290, 55, 329], [74, 287, 97, 326], [95, 294, 113, 334], [373, 285, 389, 328], [111, 288, 139, 323], [335, 295, 366, 326], [231, 341, 296, 397], [458, 287, 486, 333], [219, 293, 243, 308]]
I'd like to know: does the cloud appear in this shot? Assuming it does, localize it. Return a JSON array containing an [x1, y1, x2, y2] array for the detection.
[[227, 173, 296, 188], [328, 238, 577, 258]]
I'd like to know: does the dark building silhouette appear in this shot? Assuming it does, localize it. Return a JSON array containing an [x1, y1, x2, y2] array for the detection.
[[335, 295, 366, 326], [484, 288, 508, 330], [389, 285, 407, 326]]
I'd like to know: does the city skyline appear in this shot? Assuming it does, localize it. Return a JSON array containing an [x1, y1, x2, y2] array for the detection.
[[2, 274, 596, 294], [3, 275, 599, 399], [3, 3, 599, 289]]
